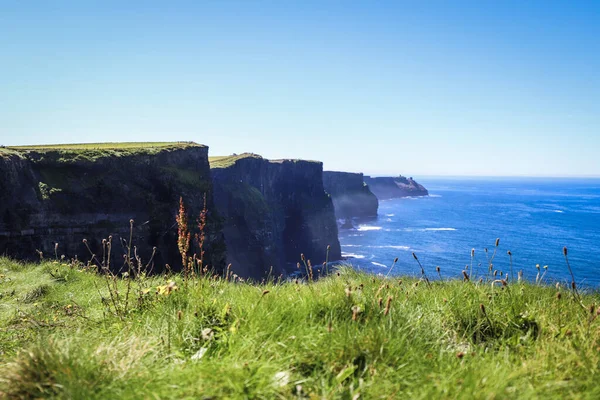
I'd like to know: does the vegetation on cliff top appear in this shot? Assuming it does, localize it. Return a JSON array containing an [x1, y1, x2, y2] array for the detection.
[[209, 153, 264, 169], [210, 153, 322, 169], [0, 142, 204, 162], [1, 256, 599, 399]]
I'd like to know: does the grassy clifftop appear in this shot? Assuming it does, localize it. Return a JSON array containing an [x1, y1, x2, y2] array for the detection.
[[1, 258, 599, 399], [1, 142, 204, 162]]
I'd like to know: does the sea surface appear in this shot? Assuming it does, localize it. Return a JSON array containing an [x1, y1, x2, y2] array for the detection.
[[338, 177, 600, 287]]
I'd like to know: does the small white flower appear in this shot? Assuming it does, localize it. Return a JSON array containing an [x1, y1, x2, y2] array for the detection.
[[191, 347, 208, 361], [273, 371, 290, 387]]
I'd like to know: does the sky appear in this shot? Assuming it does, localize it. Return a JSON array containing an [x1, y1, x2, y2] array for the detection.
[[0, 1, 599, 177]]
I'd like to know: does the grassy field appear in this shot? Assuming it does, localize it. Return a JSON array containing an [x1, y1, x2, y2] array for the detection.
[[1, 258, 599, 399]]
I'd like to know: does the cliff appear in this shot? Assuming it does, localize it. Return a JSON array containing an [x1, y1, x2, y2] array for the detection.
[[322, 171, 378, 219], [210, 153, 341, 279], [363, 175, 428, 199], [0, 142, 226, 271]]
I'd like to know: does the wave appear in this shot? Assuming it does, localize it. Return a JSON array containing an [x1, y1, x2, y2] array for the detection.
[[342, 252, 365, 259], [368, 245, 411, 250], [387, 227, 457, 232], [341, 244, 363, 248], [428, 194, 442, 198], [371, 262, 388, 268], [357, 225, 383, 231], [385, 213, 395, 217], [553, 210, 565, 213]]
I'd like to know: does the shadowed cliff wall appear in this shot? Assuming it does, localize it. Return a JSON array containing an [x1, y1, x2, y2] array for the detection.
[[363, 176, 428, 200], [0, 144, 226, 271], [323, 171, 378, 219], [211, 154, 341, 279]]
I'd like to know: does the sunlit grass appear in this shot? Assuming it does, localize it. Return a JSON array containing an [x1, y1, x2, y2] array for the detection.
[[1, 258, 599, 399]]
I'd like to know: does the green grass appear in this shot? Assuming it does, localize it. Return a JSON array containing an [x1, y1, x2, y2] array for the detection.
[[4, 142, 203, 151], [0, 141, 205, 163], [209, 153, 263, 168], [1, 258, 599, 399]]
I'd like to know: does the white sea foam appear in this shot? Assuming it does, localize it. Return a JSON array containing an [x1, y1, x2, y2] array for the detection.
[[357, 225, 382, 231], [428, 194, 442, 198], [342, 252, 365, 259], [368, 245, 411, 250], [371, 262, 388, 268], [385, 213, 395, 217], [553, 210, 565, 213], [342, 244, 363, 248], [424, 228, 456, 231]]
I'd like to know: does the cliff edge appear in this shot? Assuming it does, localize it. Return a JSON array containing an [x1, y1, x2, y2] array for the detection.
[[210, 153, 341, 279], [323, 171, 378, 220], [363, 175, 428, 200], [0, 142, 226, 271]]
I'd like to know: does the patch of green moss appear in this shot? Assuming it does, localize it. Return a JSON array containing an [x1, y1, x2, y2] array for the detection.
[[160, 167, 208, 189], [38, 182, 62, 201], [225, 182, 271, 223]]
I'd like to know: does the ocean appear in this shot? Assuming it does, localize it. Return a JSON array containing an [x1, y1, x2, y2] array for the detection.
[[338, 177, 600, 287]]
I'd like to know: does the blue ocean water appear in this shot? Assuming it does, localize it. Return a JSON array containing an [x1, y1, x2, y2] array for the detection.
[[338, 178, 600, 287]]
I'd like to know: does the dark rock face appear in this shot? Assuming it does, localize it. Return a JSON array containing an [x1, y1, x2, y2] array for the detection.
[[323, 171, 378, 219], [363, 176, 428, 200], [0, 146, 226, 272], [211, 155, 341, 279]]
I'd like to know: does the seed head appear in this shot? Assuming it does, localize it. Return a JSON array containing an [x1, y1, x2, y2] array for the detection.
[[262, 290, 270, 296], [394, 257, 399, 263], [130, 219, 134, 225], [82, 238, 87, 243], [327, 245, 331, 251], [479, 303, 486, 314], [495, 238, 500, 247], [384, 296, 393, 316], [556, 292, 562, 300], [301, 253, 305, 261], [507, 250, 512, 256], [177, 310, 183, 320], [412, 252, 418, 260], [462, 271, 469, 281], [563, 246, 568, 256], [457, 352, 465, 359], [436, 266, 440, 273], [471, 248, 475, 257]]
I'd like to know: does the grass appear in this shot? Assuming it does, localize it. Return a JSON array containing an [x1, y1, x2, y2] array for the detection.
[[4, 142, 203, 151], [0, 141, 205, 163], [209, 153, 264, 169], [1, 258, 600, 399]]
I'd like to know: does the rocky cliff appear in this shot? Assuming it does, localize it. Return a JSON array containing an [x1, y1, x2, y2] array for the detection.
[[0, 143, 226, 271], [210, 154, 341, 279], [322, 171, 378, 219], [363, 176, 428, 200]]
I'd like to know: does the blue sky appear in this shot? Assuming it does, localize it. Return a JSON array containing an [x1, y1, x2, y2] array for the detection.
[[1, 1, 598, 176]]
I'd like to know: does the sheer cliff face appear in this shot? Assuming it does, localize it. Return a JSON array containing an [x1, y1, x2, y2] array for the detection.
[[323, 171, 378, 219], [211, 155, 342, 279], [0, 145, 226, 271], [363, 176, 429, 200]]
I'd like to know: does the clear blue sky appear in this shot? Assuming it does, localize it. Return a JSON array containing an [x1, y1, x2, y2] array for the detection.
[[1, 1, 598, 176]]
